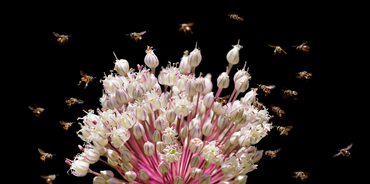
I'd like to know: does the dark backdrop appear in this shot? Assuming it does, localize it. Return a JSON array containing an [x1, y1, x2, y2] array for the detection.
[[23, 3, 357, 184]]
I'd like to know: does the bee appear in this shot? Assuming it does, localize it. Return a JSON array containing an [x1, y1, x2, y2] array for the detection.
[[333, 143, 353, 158], [60, 121, 75, 130], [178, 22, 194, 35], [295, 71, 312, 81], [265, 148, 281, 159], [77, 70, 96, 89], [253, 100, 264, 110], [292, 171, 310, 181], [28, 103, 45, 118], [38, 148, 56, 162], [214, 95, 231, 105], [53, 32, 71, 45], [174, 134, 183, 146], [66, 97, 84, 108], [270, 104, 285, 118], [256, 84, 275, 97], [275, 125, 292, 136], [293, 41, 310, 53], [228, 13, 243, 21], [282, 86, 298, 100], [40, 174, 58, 184], [268, 45, 287, 55], [127, 31, 146, 43]]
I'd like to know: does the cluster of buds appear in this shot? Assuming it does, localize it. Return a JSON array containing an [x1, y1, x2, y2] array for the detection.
[[67, 41, 273, 184]]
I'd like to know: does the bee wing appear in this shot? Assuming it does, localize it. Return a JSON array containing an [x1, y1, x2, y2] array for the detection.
[[53, 32, 59, 37], [219, 94, 231, 100], [60, 121, 66, 125], [282, 86, 289, 90], [332, 152, 342, 157], [282, 49, 288, 55], [344, 143, 353, 151], [139, 31, 146, 35], [186, 22, 194, 26], [28, 106, 35, 111], [304, 171, 311, 175], [77, 100, 84, 104], [40, 175, 51, 179], [268, 44, 276, 48], [275, 148, 281, 153], [38, 148, 45, 155], [33, 103, 39, 108], [285, 126, 293, 131], [267, 85, 276, 89], [80, 70, 87, 77]]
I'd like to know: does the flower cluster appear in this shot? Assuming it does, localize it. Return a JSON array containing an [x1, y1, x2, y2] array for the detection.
[[66, 41, 273, 184]]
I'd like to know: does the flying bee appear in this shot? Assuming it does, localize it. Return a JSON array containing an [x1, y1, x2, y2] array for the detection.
[[293, 41, 310, 53], [295, 71, 312, 81], [228, 13, 243, 21], [38, 148, 56, 162], [59, 121, 75, 130], [78, 70, 96, 89], [66, 97, 84, 108], [268, 45, 287, 55], [292, 171, 310, 181], [275, 125, 292, 136], [214, 94, 231, 105], [40, 174, 58, 184], [333, 143, 353, 158], [256, 83, 275, 97], [174, 134, 183, 146], [270, 104, 285, 118], [53, 32, 71, 45], [127, 31, 146, 43], [282, 86, 298, 100], [265, 148, 281, 159], [178, 22, 194, 35], [28, 103, 45, 118], [253, 99, 264, 110]]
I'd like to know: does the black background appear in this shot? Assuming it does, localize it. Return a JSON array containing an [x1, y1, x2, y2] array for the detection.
[[23, 2, 358, 184]]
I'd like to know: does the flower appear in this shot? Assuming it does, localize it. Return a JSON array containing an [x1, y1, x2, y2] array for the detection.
[[226, 40, 243, 65], [160, 144, 182, 163], [217, 72, 230, 89], [200, 141, 220, 162], [93, 170, 123, 184], [189, 138, 204, 153], [125, 171, 137, 182], [139, 169, 149, 181], [144, 141, 155, 156], [144, 46, 159, 69], [179, 50, 190, 74], [199, 174, 212, 184], [188, 44, 202, 67]]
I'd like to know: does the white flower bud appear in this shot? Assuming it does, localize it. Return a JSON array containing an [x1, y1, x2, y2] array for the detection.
[[115, 88, 129, 105], [221, 140, 231, 151], [121, 161, 133, 172], [202, 122, 213, 136], [174, 176, 185, 184], [180, 125, 188, 139], [121, 149, 131, 162], [199, 174, 211, 184], [238, 134, 252, 147], [190, 168, 203, 179], [190, 155, 200, 168], [204, 160, 211, 169], [114, 58, 130, 77], [217, 72, 230, 89], [144, 46, 159, 69], [125, 171, 137, 182], [189, 138, 204, 153], [139, 169, 149, 181], [107, 149, 119, 162], [190, 125, 201, 138], [154, 116, 166, 131], [162, 133, 174, 144], [166, 110, 176, 123], [108, 158, 118, 167], [107, 178, 122, 184], [132, 84, 145, 100], [156, 141, 166, 152], [188, 46, 202, 67], [226, 40, 242, 65], [134, 106, 147, 121], [202, 74, 213, 95], [82, 144, 100, 164], [195, 77, 206, 93], [185, 79, 197, 97], [144, 141, 155, 156], [179, 51, 190, 74], [233, 61, 248, 83], [152, 130, 161, 143], [241, 88, 257, 104], [212, 102, 224, 115], [230, 131, 241, 145], [133, 122, 145, 140], [70, 159, 90, 177], [158, 161, 169, 174], [218, 115, 230, 130], [203, 92, 214, 108], [252, 150, 264, 163], [101, 170, 114, 180], [93, 176, 106, 184], [235, 76, 249, 93], [234, 175, 248, 184]]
